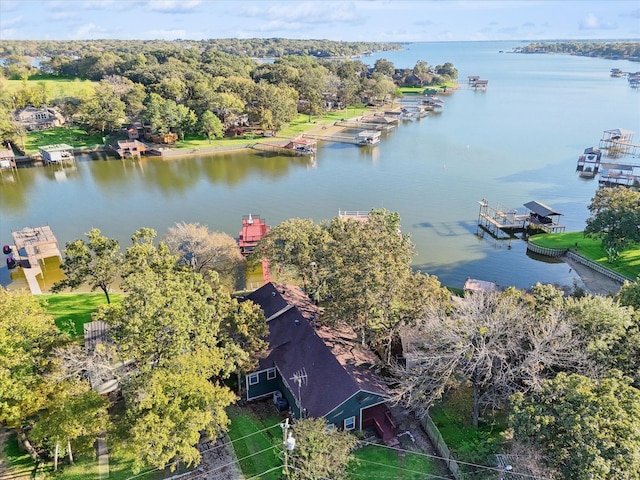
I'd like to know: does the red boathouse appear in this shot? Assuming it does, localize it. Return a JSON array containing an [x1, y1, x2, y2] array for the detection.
[[238, 214, 271, 256]]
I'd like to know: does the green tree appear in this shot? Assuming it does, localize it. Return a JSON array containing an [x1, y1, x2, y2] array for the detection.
[[52, 228, 120, 304], [200, 110, 224, 141], [257, 217, 330, 296], [78, 81, 126, 134], [30, 379, 108, 471], [123, 350, 236, 472], [510, 372, 640, 480], [0, 288, 63, 428], [563, 294, 635, 376], [324, 210, 414, 346], [373, 58, 395, 77], [585, 187, 640, 249], [288, 417, 358, 480], [94, 228, 258, 471], [617, 277, 640, 310]]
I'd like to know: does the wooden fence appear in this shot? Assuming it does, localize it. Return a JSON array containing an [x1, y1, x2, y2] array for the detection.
[[419, 413, 463, 480]]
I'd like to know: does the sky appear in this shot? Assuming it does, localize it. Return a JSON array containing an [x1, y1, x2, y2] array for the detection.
[[0, 0, 639, 43]]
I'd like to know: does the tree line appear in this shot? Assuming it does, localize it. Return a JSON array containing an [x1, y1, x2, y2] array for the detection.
[[516, 41, 640, 58], [0, 38, 402, 60], [2, 203, 640, 478], [0, 41, 457, 150]]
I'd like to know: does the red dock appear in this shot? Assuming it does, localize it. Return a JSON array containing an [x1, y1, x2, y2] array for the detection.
[[238, 214, 271, 256]]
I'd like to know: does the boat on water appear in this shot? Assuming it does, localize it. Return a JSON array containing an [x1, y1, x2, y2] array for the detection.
[[238, 214, 271, 255], [356, 130, 381, 146]]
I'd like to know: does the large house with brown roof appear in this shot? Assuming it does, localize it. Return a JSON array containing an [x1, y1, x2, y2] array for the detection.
[[244, 282, 397, 444], [14, 106, 65, 131]]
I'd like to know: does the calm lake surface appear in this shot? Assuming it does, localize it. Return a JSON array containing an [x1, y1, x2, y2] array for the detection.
[[2, 41, 639, 291]]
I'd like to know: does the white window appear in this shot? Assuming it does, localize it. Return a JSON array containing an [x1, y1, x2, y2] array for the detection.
[[248, 373, 259, 385], [344, 416, 356, 431], [267, 368, 276, 380], [325, 423, 335, 432]]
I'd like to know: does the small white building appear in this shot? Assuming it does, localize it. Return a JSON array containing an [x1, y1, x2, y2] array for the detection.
[[39, 144, 75, 165]]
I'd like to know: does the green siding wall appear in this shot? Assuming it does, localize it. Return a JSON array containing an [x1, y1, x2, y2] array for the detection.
[[325, 391, 386, 430]]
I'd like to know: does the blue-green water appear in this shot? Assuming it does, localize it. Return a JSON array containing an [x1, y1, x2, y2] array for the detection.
[[1, 41, 639, 290]]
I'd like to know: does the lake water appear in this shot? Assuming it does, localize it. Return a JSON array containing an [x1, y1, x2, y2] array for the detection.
[[2, 41, 639, 291]]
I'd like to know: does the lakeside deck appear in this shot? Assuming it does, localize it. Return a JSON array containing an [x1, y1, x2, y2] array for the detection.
[[8, 226, 62, 294], [477, 199, 565, 239]]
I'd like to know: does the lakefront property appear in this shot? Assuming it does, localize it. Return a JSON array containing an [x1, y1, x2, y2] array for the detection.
[[1, 32, 640, 480]]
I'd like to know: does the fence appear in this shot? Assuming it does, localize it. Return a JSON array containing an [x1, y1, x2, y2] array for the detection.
[[527, 241, 632, 284], [419, 413, 463, 480]]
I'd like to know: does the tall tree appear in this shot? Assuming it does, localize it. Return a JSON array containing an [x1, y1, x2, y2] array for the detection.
[[164, 222, 245, 291], [0, 288, 63, 428], [510, 372, 640, 480], [52, 228, 120, 304], [30, 379, 108, 471], [93, 228, 262, 471], [392, 289, 585, 427], [288, 417, 358, 480], [584, 187, 640, 249], [324, 210, 415, 346], [123, 350, 236, 472], [257, 217, 330, 295], [199, 110, 224, 141], [78, 82, 126, 135]]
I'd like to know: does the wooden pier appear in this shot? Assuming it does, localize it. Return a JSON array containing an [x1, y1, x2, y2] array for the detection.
[[477, 199, 565, 239], [8, 226, 63, 294]]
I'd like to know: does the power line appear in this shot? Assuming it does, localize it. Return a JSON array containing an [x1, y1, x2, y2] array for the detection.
[[354, 457, 455, 480], [124, 422, 281, 480], [360, 441, 550, 480]]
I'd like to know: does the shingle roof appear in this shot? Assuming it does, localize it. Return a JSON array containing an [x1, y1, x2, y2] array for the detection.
[[246, 282, 388, 417]]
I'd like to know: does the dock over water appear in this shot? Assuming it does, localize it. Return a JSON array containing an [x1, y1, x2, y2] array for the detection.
[[9, 226, 62, 294], [477, 200, 565, 239]]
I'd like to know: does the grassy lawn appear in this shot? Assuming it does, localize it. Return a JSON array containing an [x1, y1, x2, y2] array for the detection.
[[529, 231, 640, 280], [41, 293, 122, 338], [6, 76, 97, 101], [349, 444, 439, 480], [174, 108, 372, 150], [23, 127, 104, 154], [226, 404, 283, 480], [1, 430, 172, 480], [429, 388, 507, 476]]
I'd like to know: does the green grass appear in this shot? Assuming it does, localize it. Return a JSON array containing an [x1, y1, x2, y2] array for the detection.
[[6, 76, 97, 101], [2, 431, 36, 479], [349, 444, 438, 480], [23, 127, 104, 154], [226, 405, 283, 480], [429, 388, 508, 476], [529, 232, 640, 280], [41, 293, 122, 338]]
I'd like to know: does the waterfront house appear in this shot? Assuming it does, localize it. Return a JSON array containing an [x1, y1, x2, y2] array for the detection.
[[14, 106, 65, 131], [244, 282, 397, 443]]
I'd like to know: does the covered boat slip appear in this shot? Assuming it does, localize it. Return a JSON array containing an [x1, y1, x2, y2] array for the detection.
[[477, 199, 565, 239]]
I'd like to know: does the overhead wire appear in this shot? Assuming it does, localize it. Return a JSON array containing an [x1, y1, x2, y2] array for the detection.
[[124, 422, 282, 480]]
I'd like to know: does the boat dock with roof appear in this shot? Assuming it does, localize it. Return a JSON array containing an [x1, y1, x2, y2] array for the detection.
[[477, 200, 565, 239]]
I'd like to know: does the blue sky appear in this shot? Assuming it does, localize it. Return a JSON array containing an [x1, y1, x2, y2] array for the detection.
[[1, 0, 639, 42]]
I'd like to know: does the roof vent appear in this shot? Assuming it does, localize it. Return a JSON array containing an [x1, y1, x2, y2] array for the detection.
[[294, 319, 300, 326], [272, 291, 276, 297]]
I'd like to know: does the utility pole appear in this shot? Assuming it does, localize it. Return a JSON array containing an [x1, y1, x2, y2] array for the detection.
[[281, 418, 296, 476]]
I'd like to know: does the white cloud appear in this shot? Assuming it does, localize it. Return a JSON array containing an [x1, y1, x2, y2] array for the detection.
[[579, 12, 617, 30], [0, 15, 23, 29], [146, 0, 203, 13], [72, 22, 111, 39]]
